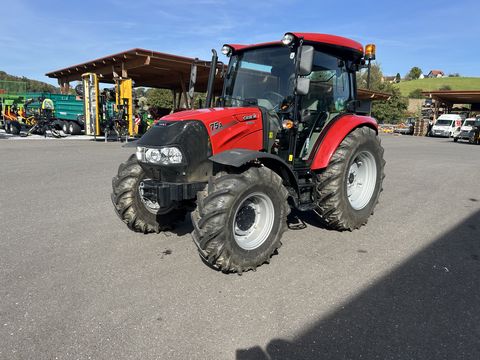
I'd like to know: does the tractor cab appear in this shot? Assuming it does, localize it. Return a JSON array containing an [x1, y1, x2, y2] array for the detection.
[[218, 32, 372, 168]]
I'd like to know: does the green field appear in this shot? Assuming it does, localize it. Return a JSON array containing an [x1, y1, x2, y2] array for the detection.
[[394, 77, 480, 96]]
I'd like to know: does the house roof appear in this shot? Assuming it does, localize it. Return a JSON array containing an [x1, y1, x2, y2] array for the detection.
[[428, 70, 444, 75]]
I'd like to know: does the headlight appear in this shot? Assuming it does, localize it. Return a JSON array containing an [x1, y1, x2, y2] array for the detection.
[[136, 146, 183, 165]]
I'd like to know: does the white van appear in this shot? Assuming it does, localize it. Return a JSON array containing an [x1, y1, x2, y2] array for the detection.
[[453, 118, 477, 142], [430, 114, 463, 137]]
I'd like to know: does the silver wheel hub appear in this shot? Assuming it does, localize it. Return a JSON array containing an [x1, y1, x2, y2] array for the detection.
[[346, 151, 377, 210], [233, 192, 275, 250]]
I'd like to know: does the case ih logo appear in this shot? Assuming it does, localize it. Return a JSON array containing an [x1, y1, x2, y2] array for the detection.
[[243, 114, 257, 121]]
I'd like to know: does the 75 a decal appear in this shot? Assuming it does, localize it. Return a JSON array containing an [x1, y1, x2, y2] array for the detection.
[[209, 121, 223, 132]]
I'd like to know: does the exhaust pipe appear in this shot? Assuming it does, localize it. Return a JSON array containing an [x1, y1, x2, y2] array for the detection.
[[205, 49, 218, 108]]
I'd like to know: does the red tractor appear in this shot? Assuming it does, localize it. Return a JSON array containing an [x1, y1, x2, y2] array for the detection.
[[112, 32, 385, 273]]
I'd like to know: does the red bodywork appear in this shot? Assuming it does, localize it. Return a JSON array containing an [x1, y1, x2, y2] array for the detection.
[[162, 107, 264, 154], [309, 115, 378, 170], [228, 33, 364, 55], [162, 108, 377, 170], [160, 33, 376, 171]]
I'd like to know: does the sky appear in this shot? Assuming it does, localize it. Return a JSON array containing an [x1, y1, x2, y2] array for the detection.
[[1, 0, 480, 86]]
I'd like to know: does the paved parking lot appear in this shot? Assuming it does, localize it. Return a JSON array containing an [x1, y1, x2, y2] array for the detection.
[[1, 133, 479, 359]]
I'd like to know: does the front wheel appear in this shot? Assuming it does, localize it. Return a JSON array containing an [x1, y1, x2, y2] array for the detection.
[[111, 154, 186, 233], [315, 127, 385, 231], [192, 166, 290, 273]]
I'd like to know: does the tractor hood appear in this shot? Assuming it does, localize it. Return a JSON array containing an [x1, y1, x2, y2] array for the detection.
[[135, 106, 266, 183], [161, 107, 263, 127], [142, 107, 265, 154]]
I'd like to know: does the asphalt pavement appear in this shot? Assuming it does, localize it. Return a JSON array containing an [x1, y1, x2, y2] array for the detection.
[[1, 133, 479, 360]]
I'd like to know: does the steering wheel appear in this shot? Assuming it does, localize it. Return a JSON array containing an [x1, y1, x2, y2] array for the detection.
[[264, 91, 284, 108]]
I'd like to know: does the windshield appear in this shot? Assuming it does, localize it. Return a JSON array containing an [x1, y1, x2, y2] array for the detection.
[[463, 120, 475, 127], [435, 119, 453, 126], [223, 46, 296, 110]]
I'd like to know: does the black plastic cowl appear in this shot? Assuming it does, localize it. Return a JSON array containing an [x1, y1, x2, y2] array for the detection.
[[137, 120, 212, 183]]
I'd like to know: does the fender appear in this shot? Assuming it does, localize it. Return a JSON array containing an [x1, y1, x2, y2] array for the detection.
[[209, 148, 299, 193], [309, 114, 378, 170]]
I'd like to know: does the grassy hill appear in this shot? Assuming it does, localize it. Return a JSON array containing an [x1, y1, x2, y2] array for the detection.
[[394, 77, 480, 97], [0, 71, 58, 93]]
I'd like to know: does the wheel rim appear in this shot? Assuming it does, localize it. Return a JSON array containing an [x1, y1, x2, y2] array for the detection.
[[233, 192, 275, 250], [346, 151, 377, 210]]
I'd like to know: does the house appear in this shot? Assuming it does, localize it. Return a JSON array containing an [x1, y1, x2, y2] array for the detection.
[[419, 73, 425, 79], [427, 70, 445, 78]]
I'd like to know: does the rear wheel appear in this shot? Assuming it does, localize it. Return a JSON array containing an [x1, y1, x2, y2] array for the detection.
[[315, 127, 385, 231], [192, 166, 290, 273], [111, 154, 186, 233], [69, 122, 81, 135]]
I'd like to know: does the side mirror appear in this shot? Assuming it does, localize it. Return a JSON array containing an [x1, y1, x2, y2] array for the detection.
[[296, 77, 310, 95], [298, 45, 314, 76]]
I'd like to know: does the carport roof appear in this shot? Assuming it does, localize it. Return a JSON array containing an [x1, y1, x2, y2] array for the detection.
[[357, 89, 391, 101], [45, 48, 224, 92], [422, 90, 480, 105]]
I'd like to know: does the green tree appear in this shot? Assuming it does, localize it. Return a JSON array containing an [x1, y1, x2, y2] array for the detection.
[[405, 67, 422, 80], [356, 63, 408, 123], [356, 63, 383, 90], [146, 88, 173, 108], [408, 88, 424, 99], [371, 85, 408, 123]]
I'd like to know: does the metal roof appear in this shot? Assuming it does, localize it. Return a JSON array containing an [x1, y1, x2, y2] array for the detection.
[[422, 90, 480, 105], [45, 48, 224, 92], [228, 33, 364, 55], [357, 88, 391, 101]]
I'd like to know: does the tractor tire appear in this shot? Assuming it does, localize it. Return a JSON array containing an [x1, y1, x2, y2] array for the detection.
[[191, 166, 290, 273], [62, 121, 70, 134], [111, 154, 186, 233], [10, 122, 21, 135], [69, 122, 82, 135], [315, 127, 385, 231]]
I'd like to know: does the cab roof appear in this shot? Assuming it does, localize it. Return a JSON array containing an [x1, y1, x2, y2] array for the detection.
[[227, 32, 364, 56]]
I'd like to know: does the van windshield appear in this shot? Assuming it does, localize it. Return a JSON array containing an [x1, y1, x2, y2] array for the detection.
[[463, 120, 475, 126], [435, 119, 452, 126]]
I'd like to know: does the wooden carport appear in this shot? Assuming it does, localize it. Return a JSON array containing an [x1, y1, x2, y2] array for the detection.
[[422, 90, 480, 118], [46, 48, 224, 109]]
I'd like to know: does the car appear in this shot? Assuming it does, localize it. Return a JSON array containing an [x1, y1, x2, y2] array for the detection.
[[430, 114, 463, 137], [468, 119, 480, 144], [453, 117, 478, 142], [394, 117, 415, 135]]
